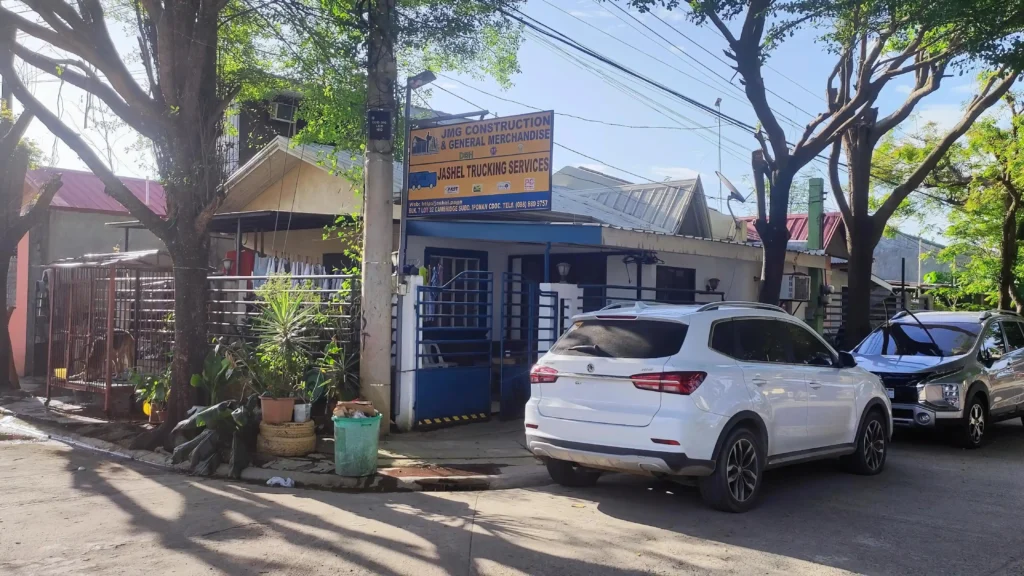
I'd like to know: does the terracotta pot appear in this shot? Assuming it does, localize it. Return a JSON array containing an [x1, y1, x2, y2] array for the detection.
[[261, 397, 296, 424], [149, 409, 166, 425]]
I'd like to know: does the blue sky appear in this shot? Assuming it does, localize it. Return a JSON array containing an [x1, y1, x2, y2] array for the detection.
[[19, 0, 985, 241], [421, 0, 984, 240]]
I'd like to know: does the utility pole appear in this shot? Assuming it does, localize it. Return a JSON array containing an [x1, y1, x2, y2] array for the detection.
[[715, 98, 722, 212], [361, 0, 398, 431]]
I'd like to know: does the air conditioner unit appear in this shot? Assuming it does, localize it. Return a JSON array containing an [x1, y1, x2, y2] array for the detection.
[[270, 102, 297, 123], [780, 274, 811, 301]]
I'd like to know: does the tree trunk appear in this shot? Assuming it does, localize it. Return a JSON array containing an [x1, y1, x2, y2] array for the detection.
[[756, 171, 794, 306], [0, 250, 15, 389], [999, 193, 1019, 311], [843, 218, 879, 351]]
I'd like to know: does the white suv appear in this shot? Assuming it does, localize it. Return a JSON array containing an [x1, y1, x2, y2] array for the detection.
[[525, 301, 892, 512]]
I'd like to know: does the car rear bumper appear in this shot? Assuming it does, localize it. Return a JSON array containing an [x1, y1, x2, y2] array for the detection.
[[891, 402, 963, 428], [526, 434, 715, 476]]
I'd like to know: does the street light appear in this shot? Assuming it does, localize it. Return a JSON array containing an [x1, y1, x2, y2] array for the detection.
[[715, 171, 748, 242], [714, 97, 723, 212], [398, 70, 436, 275]]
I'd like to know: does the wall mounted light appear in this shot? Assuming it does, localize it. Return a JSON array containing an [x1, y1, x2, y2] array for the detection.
[[706, 277, 721, 292]]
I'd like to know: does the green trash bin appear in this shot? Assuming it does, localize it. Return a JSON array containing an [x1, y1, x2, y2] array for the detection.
[[332, 414, 382, 477]]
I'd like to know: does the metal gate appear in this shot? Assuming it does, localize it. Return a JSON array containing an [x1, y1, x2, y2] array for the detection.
[[413, 270, 493, 427], [498, 273, 557, 420]]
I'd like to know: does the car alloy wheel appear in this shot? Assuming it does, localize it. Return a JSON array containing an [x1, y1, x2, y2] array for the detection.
[[969, 402, 985, 444], [726, 437, 758, 503], [863, 419, 885, 471]]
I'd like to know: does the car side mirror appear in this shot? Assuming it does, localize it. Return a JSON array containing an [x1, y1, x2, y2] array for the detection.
[[838, 351, 857, 368]]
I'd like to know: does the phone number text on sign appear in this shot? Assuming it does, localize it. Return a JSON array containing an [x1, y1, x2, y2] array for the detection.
[[407, 192, 551, 215]]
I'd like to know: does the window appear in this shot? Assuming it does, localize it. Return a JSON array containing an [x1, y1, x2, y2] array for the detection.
[[550, 319, 688, 359], [711, 319, 789, 363], [982, 321, 1006, 359], [786, 322, 835, 366], [655, 266, 696, 304], [855, 321, 981, 357], [425, 250, 486, 328], [1003, 321, 1024, 351]]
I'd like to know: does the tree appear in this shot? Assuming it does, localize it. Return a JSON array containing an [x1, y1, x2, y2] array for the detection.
[[628, 0, 1024, 308], [0, 104, 61, 389], [0, 1, 522, 443], [880, 94, 1024, 311]]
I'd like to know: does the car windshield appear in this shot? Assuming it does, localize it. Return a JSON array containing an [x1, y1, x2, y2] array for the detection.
[[854, 321, 980, 357]]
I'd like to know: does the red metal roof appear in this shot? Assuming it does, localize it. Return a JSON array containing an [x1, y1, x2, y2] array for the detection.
[[739, 212, 844, 245], [26, 167, 167, 217]]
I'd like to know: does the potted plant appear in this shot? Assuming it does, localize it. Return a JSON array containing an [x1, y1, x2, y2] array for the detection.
[[251, 277, 319, 424], [190, 343, 238, 406], [131, 368, 170, 424]]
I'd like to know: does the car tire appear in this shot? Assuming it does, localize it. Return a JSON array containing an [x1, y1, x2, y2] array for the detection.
[[545, 459, 601, 487], [699, 427, 764, 513], [956, 393, 987, 449], [841, 409, 888, 475]]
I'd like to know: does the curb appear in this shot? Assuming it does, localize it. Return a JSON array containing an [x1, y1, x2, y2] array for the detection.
[[0, 406, 553, 493]]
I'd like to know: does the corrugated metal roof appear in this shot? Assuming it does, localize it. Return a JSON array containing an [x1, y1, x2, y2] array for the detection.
[[740, 212, 843, 245], [551, 169, 710, 236], [26, 167, 167, 216]]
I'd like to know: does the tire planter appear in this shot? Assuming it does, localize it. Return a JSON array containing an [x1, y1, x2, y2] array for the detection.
[[261, 397, 296, 424]]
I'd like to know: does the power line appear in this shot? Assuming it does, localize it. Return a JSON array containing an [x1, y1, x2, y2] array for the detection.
[[436, 73, 715, 131]]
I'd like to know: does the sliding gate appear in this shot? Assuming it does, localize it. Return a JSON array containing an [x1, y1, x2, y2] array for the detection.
[[413, 271, 493, 428], [498, 273, 558, 420]]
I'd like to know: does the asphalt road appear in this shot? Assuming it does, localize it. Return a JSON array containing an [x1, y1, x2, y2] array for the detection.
[[3, 420, 1024, 576]]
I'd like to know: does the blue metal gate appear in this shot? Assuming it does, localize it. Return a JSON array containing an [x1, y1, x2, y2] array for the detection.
[[498, 273, 558, 420], [413, 271, 493, 428]]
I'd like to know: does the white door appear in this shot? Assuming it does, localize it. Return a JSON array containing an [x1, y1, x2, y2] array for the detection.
[[784, 321, 857, 448], [715, 318, 809, 455]]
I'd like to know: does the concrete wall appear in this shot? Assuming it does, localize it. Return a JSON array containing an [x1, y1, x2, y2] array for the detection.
[[49, 210, 164, 259]]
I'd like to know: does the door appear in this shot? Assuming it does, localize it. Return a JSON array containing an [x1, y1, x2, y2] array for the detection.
[[715, 318, 809, 455], [999, 320, 1024, 410], [536, 317, 689, 427], [980, 321, 1014, 414], [785, 321, 857, 448]]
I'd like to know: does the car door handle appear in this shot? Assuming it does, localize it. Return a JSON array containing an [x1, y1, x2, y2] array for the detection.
[[809, 382, 822, 390]]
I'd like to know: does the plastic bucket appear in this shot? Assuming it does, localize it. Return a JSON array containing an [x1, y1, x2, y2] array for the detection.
[[332, 414, 382, 477], [293, 403, 311, 423]]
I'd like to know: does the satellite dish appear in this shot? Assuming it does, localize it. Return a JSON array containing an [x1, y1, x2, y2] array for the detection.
[[716, 171, 747, 203]]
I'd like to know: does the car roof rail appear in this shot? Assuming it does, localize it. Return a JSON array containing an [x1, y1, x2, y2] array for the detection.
[[598, 301, 665, 312], [695, 301, 787, 314], [982, 309, 1021, 319]]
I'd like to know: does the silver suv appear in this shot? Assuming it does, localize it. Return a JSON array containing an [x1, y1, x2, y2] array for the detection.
[[853, 310, 1024, 448]]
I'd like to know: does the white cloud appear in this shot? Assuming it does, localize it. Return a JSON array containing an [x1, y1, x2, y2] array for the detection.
[[914, 103, 965, 132], [952, 83, 978, 94], [668, 44, 686, 55], [567, 9, 614, 19], [654, 7, 687, 22], [894, 84, 913, 95], [651, 165, 700, 180]]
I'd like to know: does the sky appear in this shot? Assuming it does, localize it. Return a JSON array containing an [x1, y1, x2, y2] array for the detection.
[[14, 0, 989, 242]]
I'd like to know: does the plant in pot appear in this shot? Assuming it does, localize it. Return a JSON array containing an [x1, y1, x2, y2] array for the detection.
[[190, 342, 238, 406], [251, 277, 320, 424], [131, 368, 171, 424]]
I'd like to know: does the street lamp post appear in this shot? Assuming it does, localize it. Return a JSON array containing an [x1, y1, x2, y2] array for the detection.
[[715, 97, 723, 213]]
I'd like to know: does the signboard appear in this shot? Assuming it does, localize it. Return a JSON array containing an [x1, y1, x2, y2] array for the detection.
[[367, 109, 392, 140], [407, 111, 554, 216]]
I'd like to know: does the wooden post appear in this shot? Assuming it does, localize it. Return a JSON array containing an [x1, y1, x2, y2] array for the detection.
[[63, 273, 72, 385], [105, 268, 116, 417], [45, 269, 55, 403]]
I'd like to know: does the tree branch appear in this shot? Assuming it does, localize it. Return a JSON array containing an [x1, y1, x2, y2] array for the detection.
[[875, 71, 1019, 223], [0, 111, 34, 160], [828, 139, 853, 224], [11, 43, 162, 139], [9, 174, 62, 243], [0, 62, 169, 239], [873, 60, 947, 139]]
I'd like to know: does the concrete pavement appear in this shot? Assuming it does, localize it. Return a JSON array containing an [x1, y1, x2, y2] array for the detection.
[[7, 421, 1024, 575]]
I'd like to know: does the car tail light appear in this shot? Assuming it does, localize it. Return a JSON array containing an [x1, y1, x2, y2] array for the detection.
[[631, 371, 706, 395], [530, 365, 559, 384]]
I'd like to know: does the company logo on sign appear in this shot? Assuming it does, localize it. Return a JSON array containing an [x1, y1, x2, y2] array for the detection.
[[490, 146, 498, 156], [524, 178, 535, 191], [459, 151, 473, 160], [472, 184, 483, 193], [444, 185, 460, 195], [497, 181, 511, 191]]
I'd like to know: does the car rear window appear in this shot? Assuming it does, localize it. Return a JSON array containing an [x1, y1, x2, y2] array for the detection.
[[550, 319, 688, 359]]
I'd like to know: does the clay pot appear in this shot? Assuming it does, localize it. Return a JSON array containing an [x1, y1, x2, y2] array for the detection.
[[261, 397, 296, 424], [149, 409, 166, 425]]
